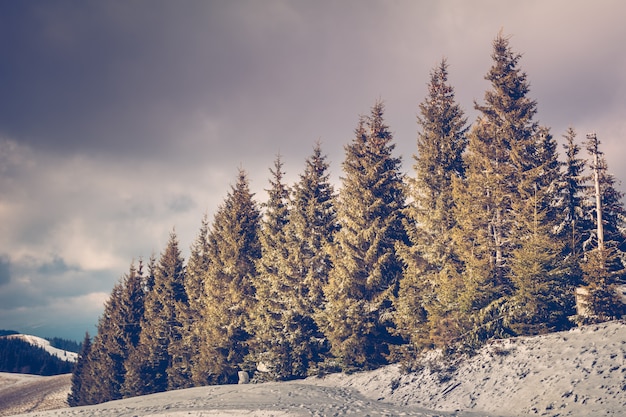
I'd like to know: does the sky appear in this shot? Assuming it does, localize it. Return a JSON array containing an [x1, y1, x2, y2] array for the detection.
[[1, 0, 625, 342]]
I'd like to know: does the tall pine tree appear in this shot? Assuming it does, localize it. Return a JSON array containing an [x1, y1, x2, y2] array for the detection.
[[395, 59, 468, 350], [579, 134, 626, 322], [286, 143, 338, 374], [289, 143, 337, 314], [452, 33, 540, 344], [68, 332, 92, 407], [247, 156, 296, 380], [558, 127, 593, 293], [320, 101, 407, 371], [506, 128, 573, 334], [181, 214, 211, 387], [78, 261, 146, 404], [194, 169, 261, 385], [560, 128, 592, 258], [123, 233, 187, 395]]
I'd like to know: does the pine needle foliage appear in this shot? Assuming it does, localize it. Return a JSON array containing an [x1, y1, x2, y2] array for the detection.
[[286, 143, 338, 373], [395, 58, 468, 350], [451, 33, 541, 344], [67, 332, 92, 407], [557, 128, 593, 290], [321, 101, 407, 371], [507, 129, 573, 334], [179, 214, 210, 387], [194, 169, 261, 385], [247, 155, 297, 380], [71, 32, 626, 398], [123, 234, 187, 395]]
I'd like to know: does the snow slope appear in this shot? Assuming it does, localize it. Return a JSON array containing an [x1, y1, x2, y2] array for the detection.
[[7, 382, 469, 417], [0, 372, 70, 416], [316, 320, 626, 416], [4, 321, 625, 417], [5, 335, 78, 363]]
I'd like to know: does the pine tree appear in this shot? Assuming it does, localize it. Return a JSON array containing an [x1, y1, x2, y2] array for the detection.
[[79, 261, 146, 404], [194, 169, 261, 385], [123, 233, 187, 395], [578, 134, 626, 322], [289, 143, 337, 313], [286, 143, 338, 374], [68, 332, 92, 407], [395, 59, 468, 350], [247, 155, 294, 380], [250, 156, 306, 380], [320, 101, 407, 371], [181, 214, 211, 387], [557, 128, 593, 291], [560, 128, 591, 256], [452, 33, 540, 344], [507, 128, 573, 334], [596, 156, 626, 253], [160, 233, 192, 390], [84, 284, 124, 404], [122, 256, 157, 397]]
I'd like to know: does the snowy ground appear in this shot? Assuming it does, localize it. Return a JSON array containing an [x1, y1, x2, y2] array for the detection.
[[317, 320, 626, 416], [3, 320, 624, 417], [0, 373, 70, 416]]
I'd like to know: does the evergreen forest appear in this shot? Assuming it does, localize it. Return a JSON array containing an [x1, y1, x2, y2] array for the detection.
[[69, 34, 626, 407], [0, 336, 74, 376]]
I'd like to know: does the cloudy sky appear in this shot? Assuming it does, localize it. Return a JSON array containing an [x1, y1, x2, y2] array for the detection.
[[1, 0, 625, 341]]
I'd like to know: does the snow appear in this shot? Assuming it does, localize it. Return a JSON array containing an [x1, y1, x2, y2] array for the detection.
[[0, 372, 70, 416], [5, 334, 78, 363], [3, 321, 625, 417], [314, 320, 626, 416]]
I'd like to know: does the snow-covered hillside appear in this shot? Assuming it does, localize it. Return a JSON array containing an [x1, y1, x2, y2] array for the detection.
[[316, 320, 626, 416], [0, 372, 70, 416], [3, 321, 625, 417], [5, 334, 78, 363]]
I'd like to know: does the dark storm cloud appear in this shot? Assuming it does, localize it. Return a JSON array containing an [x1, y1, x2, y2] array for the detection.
[[0, 1, 438, 163], [0, 1, 213, 155]]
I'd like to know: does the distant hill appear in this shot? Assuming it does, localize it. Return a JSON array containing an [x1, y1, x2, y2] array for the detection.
[[0, 334, 76, 376], [5, 334, 78, 363]]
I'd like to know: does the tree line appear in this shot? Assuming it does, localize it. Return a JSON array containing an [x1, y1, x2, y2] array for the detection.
[[46, 337, 81, 353], [69, 34, 626, 407]]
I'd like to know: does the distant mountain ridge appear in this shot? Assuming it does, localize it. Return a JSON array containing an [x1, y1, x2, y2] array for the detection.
[[0, 333, 76, 376], [4, 334, 78, 363]]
